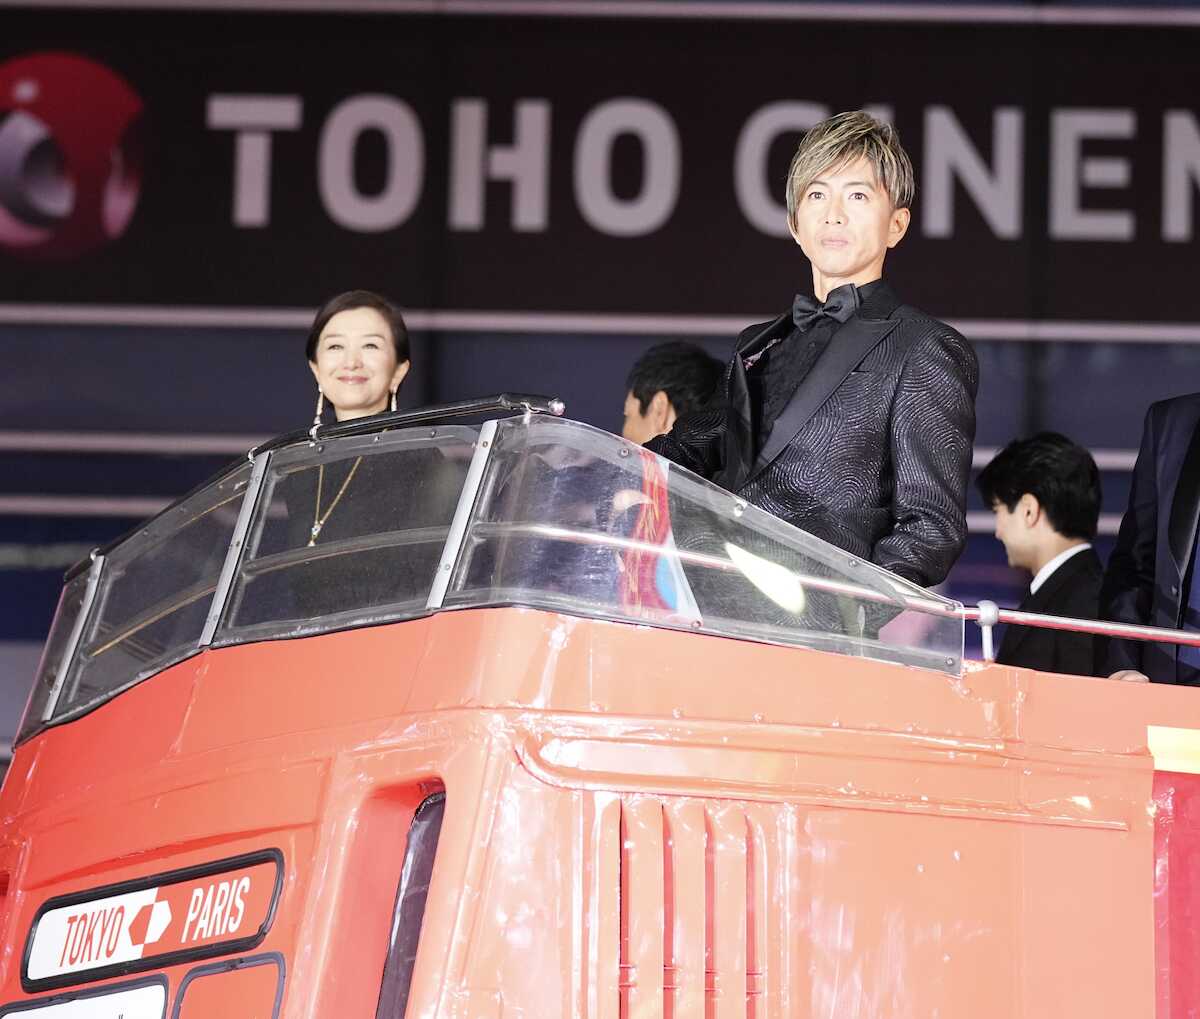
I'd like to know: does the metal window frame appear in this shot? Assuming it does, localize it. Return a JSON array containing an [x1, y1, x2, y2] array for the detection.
[[200, 451, 272, 647], [426, 419, 497, 610], [41, 554, 104, 722], [374, 792, 447, 1019]]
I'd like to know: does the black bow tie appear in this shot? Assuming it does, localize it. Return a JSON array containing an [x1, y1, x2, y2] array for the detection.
[[792, 283, 861, 330]]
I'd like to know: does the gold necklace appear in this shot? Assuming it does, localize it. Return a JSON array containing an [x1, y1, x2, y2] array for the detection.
[[309, 456, 363, 546]]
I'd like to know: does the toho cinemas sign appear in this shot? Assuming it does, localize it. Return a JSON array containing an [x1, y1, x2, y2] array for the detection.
[[1, 6, 1198, 321]]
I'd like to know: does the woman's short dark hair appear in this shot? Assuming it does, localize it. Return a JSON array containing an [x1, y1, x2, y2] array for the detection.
[[976, 432, 1101, 541], [305, 290, 410, 364]]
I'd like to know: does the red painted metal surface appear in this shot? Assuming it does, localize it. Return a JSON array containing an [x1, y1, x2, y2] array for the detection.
[[1153, 770, 1200, 1018], [0, 607, 1197, 1016]]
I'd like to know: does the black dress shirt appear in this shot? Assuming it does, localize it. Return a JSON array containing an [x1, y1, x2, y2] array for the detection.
[[747, 280, 885, 456]]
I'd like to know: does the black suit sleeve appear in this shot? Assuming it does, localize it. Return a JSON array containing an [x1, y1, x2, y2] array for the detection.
[[1050, 575, 1104, 677], [1098, 404, 1160, 675], [1052, 630, 1098, 678], [645, 405, 727, 480], [872, 325, 979, 587], [646, 324, 759, 479]]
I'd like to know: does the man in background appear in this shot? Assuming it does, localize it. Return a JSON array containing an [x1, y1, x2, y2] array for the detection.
[[977, 433, 1103, 675], [1100, 394, 1200, 684], [622, 341, 723, 445]]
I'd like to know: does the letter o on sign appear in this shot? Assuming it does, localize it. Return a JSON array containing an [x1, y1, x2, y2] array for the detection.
[[573, 99, 680, 237], [318, 95, 425, 232]]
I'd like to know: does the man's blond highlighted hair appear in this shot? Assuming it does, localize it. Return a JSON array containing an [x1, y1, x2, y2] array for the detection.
[[785, 111, 916, 226]]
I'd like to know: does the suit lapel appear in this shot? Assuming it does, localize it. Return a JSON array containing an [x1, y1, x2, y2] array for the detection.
[[1167, 420, 1200, 585], [736, 312, 792, 361], [998, 581, 1049, 661], [715, 311, 791, 492], [746, 284, 901, 484]]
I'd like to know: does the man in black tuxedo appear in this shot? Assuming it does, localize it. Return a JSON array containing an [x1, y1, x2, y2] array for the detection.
[[647, 111, 977, 587], [976, 434, 1103, 675], [1099, 394, 1200, 684]]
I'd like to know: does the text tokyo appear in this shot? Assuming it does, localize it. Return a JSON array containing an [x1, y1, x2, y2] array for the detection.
[[207, 96, 1200, 243]]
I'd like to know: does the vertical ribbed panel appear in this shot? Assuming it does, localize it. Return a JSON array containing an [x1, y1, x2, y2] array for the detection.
[[663, 804, 676, 1019], [621, 799, 665, 1019], [594, 796, 623, 1019], [743, 809, 769, 1017], [664, 801, 707, 1019], [601, 797, 774, 1019], [773, 804, 805, 1019], [706, 803, 748, 1019]]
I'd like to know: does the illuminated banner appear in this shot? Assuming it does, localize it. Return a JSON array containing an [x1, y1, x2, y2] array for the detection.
[[1, 8, 1199, 320], [22, 850, 282, 992]]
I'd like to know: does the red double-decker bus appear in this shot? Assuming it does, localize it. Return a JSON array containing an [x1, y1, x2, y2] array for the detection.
[[0, 396, 1197, 1018]]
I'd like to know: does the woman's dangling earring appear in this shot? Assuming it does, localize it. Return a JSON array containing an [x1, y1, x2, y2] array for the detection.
[[390, 388, 398, 413], [313, 388, 324, 428]]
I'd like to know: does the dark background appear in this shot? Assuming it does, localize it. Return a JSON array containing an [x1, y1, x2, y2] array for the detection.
[[3, 9, 1199, 317]]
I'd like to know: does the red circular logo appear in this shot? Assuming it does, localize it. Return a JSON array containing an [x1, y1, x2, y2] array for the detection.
[[0, 52, 144, 259]]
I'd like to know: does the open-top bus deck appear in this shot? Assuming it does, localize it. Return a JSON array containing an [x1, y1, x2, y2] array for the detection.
[[1, 398, 1197, 1018]]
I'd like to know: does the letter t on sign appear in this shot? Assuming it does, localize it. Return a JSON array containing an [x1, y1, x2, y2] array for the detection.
[[207, 95, 304, 228]]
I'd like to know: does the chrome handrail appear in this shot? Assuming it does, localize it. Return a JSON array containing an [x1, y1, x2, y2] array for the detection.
[[441, 520, 1200, 663], [966, 601, 1200, 663]]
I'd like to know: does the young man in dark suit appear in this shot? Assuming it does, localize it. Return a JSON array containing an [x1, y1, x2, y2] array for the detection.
[[977, 433, 1103, 675], [1099, 394, 1200, 684], [647, 111, 978, 588]]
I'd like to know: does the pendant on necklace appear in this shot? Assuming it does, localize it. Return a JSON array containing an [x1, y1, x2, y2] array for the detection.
[[308, 523, 322, 547]]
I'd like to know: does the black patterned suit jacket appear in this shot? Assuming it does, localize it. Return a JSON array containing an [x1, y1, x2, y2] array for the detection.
[[646, 282, 978, 587]]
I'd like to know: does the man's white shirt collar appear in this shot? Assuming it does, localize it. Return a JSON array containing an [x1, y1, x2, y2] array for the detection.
[[1029, 543, 1092, 595]]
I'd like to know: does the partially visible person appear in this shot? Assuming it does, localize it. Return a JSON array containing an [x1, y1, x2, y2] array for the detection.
[[1099, 394, 1200, 685], [647, 111, 977, 588], [976, 433, 1102, 675], [307, 289, 410, 424], [621, 342, 723, 445]]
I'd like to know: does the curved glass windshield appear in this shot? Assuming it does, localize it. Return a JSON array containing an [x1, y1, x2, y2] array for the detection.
[[447, 416, 962, 673], [217, 427, 476, 644], [45, 464, 252, 730], [20, 412, 964, 743]]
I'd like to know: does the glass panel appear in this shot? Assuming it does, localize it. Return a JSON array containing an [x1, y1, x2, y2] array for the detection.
[[16, 570, 91, 743], [218, 427, 477, 643], [447, 416, 964, 674], [56, 464, 253, 718]]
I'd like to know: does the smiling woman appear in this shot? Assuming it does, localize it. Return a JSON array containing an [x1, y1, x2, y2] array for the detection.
[[306, 290, 411, 424], [277, 292, 464, 612]]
